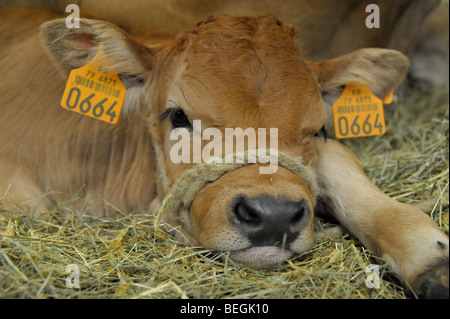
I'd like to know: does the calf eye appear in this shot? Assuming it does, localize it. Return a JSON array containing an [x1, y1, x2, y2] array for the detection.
[[314, 126, 327, 140], [171, 108, 192, 129]]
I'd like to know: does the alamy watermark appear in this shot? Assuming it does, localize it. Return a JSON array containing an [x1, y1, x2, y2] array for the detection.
[[365, 4, 380, 29], [169, 120, 279, 174], [65, 264, 80, 289], [65, 3, 379, 29], [365, 264, 380, 289], [65, 4, 80, 29]]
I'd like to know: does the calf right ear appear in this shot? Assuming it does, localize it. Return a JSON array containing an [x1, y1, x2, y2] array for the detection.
[[40, 18, 155, 113]]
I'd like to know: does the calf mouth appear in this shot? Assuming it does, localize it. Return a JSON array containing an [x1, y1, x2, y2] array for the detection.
[[228, 246, 294, 270]]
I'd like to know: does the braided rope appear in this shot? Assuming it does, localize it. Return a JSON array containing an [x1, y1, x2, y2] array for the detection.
[[153, 144, 319, 231]]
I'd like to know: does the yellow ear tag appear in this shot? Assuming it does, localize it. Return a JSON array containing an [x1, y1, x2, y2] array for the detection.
[[383, 89, 394, 104], [61, 42, 126, 124], [332, 83, 386, 139]]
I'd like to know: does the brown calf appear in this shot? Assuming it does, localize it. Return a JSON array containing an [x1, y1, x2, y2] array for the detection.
[[0, 8, 448, 298]]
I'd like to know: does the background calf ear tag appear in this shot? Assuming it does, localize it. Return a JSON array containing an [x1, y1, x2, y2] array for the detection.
[[61, 43, 126, 124], [332, 83, 386, 139]]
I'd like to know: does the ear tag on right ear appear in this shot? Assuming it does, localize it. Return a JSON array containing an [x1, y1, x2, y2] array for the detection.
[[332, 83, 386, 139], [61, 42, 126, 124], [383, 89, 394, 104]]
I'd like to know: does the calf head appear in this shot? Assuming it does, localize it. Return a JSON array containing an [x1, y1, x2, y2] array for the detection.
[[41, 15, 409, 269]]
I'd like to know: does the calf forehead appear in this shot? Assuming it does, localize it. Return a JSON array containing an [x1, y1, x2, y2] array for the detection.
[[170, 15, 324, 131]]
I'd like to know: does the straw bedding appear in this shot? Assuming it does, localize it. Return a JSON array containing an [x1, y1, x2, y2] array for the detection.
[[0, 90, 448, 299]]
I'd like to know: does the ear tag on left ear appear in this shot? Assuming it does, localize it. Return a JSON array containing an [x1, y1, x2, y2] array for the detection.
[[332, 83, 386, 139], [61, 42, 126, 124]]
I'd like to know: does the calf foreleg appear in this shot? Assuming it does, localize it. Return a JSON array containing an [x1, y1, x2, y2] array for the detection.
[[315, 139, 449, 298]]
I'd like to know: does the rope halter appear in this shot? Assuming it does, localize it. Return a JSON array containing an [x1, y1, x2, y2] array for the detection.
[[153, 146, 319, 234]]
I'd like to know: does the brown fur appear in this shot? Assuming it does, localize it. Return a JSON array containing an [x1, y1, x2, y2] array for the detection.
[[4, 0, 448, 89], [0, 7, 448, 297]]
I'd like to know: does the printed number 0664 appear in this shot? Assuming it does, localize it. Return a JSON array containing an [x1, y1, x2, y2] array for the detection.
[[66, 87, 117, 123], [337, 114, 383, 137]]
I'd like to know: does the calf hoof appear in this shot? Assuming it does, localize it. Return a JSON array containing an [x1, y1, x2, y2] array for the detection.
[[413, 261, 449, 299]]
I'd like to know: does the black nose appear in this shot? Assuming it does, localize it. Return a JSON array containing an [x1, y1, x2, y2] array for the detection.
[[231, 195, 310, 247]]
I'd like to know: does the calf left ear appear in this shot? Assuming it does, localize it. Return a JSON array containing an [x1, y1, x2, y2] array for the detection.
[[308, 48, 409, 104], [40, 18, 155, 114]]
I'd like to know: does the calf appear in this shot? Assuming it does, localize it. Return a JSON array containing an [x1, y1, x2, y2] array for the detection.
[[0, 8, 448, 298]]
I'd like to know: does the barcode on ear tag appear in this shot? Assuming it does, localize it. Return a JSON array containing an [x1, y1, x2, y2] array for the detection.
[[61, 43, 126, 124], [332, 83, 386, 139]]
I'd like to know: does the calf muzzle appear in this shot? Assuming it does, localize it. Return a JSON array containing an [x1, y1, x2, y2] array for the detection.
[[154, 146, 319, 250], [231, 195, 309, 248]]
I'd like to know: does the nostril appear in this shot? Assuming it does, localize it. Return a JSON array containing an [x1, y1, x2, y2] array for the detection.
[[290, 209, 303, 225], [234, 201, 262, 225], [290, 202, 307, 226]]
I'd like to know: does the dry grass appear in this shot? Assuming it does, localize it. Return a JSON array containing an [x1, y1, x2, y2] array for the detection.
[[0, 90, 448, 299]]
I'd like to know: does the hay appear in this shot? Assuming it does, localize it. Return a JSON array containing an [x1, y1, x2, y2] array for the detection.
[[0, 90, 448, 299]]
